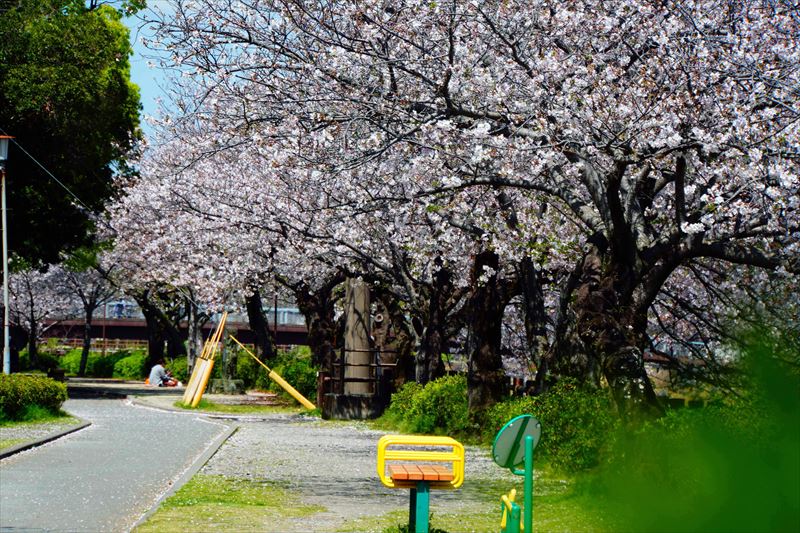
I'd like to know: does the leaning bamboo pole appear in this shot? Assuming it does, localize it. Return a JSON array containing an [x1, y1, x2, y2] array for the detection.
[[229, 334, 316, 410]]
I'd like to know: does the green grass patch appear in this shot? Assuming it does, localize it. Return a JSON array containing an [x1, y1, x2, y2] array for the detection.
[[172, 398, 314, 416], [135, 474, 325, 532], [0, 407, 72, 426], [0, 438, 27, 450]]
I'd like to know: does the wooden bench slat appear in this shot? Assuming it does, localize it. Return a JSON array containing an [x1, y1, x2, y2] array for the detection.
[[388, 463, 455, 483], [432, 465, 455, 481], [419, 465, 440, 480], [405, 464, 424, 480], [388, 465, 410, 480]]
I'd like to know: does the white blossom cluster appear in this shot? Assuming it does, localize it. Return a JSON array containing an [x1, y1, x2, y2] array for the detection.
[[108, 0, 798, 367]]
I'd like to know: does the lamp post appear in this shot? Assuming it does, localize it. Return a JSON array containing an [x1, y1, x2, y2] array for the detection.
[[1, 135, 12, 375]]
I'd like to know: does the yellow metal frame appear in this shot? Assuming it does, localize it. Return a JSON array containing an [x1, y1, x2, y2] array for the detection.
[[376, 435, 465, 489]]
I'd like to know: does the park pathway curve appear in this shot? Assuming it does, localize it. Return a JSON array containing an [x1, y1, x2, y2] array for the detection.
[[0, 397, 232, 532]]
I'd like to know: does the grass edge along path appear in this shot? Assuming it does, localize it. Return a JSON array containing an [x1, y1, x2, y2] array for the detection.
[[0, 413, 83, 455], [134, 470, 614, 532], [133, 474, 325, 532], [173, 399, 314, 417]]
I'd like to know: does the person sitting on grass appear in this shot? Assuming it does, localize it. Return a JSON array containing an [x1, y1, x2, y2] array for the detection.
[[148, 359, 179, 387]]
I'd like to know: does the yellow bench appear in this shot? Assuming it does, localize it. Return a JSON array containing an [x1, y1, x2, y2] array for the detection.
[[377, 435, 465, 532]]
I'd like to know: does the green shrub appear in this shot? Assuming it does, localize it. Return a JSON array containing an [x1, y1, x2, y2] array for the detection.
[[383, 375, 469, 436], [486, 378, 617, 472], [166, 357, 188, 383], [59, 348, 84, 375], [113, 352, 148, 379], [0, 374, 67, 421], [93, 351, 130, 378], [19, 350, 61, 372], [60, 348, 131, 377], [587, 349, 800, 533], [267, 346, 318, 401], [384, 380, 424, 423], [235, 348, 267, 389]]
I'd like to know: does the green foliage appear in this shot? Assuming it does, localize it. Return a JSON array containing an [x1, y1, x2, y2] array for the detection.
[[166, 357, 188, 383], [0, 0, 141, 265], [19, 349, 60, 371], [113, 352, 148, 379], [383, 375, 469, 436], [235, 348, 271, 390], [59, 349, 85, 375], [584, 335, 800, 532], [0, 374, 67, 421], [59, 348, 131, 377], [267, 346, 318, 401], [486, 379, 617, 472]]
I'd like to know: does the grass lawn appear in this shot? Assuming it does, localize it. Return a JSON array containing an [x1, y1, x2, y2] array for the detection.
[[0, 411, 80, 452], [134, 475, 325, 532], [135, 467, 615, 532], [173, 399, 314, 416]]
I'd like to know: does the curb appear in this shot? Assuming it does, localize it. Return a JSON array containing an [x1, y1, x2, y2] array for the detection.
[[131, 423, 239, 530], [0, 418, 92, 460]]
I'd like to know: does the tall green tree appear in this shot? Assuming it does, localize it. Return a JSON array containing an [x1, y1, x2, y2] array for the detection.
[[0, 0, 141, 266]]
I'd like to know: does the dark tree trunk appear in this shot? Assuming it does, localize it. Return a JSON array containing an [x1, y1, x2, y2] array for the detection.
[[245, 291, 276, 364], [136, 294, 166, 367], [186, 297, 202, 376], [375, 290, 415, 386], [518, 257, 548, 393], [466, 251, 509, 417], [27, 307, 39, 367], [294, 275, 343, 371], [415, 266, 451, 384], [567, 242, 663, 419], [78, 307, 94, 377], [165, 325, 186, 360]]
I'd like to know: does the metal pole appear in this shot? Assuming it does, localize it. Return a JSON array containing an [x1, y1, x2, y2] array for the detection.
[[2, 167, 10, 374], [524, 435, 533, 533]]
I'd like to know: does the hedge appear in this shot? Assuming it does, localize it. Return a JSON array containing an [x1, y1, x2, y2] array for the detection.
[[0, 374, 68, 421]]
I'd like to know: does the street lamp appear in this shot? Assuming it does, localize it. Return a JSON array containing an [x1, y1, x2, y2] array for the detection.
[[0, 135, 13, 375]]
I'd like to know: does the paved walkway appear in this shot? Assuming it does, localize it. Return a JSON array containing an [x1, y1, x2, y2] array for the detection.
[[0, 397, 232, 532]]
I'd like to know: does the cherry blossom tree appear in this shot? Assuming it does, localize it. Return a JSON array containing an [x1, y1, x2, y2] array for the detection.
[[9, 267, 71, 366], [121, 0, 799, 415]]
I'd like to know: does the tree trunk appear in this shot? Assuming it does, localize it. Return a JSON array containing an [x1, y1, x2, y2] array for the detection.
[[165, 324, 186, 360], [568, 243, 663, 418], [466, 251, 509, 417], [414, 266, 451, 385], [294, 277, 342, 371], [137, 295, 166, 367], [518, 257, 547, 393], [27, 307, 39, 368], [78, 307, 94, 377], [186, 297, 204, 376], [245, 291, 276, 364]]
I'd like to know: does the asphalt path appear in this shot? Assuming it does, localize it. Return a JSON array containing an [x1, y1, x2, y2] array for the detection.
[[0, 398, 232, 532]]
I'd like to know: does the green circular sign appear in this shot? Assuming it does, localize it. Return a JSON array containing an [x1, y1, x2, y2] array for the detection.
[[492, 414, 541, 469]]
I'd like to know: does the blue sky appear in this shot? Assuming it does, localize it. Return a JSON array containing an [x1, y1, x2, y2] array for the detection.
[[124, 7, 171, 140]]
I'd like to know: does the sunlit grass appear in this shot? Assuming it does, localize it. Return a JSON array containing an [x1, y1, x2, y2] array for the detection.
[[135, 475, 325, 532], [0, 438, 27, 450], [173, 398, 315, 416], [0, 407, 73, 426]]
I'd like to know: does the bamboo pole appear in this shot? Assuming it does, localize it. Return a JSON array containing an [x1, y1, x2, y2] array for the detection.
[[229, 334, 316, 410], [184, 312, 227, 404]]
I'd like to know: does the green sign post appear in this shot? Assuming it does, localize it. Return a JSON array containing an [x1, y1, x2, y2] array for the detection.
[[493, 414, 541, 533]]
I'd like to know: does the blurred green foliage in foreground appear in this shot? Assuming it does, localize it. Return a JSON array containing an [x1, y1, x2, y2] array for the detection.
[[584, 331, 800, 532]]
